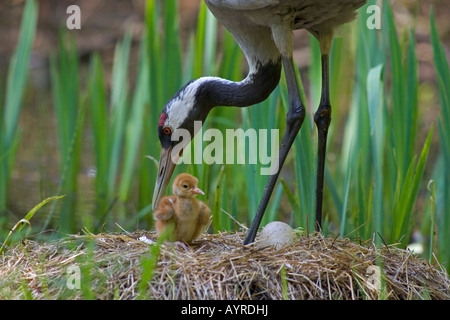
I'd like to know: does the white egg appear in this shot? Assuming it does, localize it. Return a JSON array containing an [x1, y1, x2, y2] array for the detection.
[[257, 221, 297, 249]]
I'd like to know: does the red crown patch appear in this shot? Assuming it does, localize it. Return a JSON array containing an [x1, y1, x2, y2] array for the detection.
[[158, 112, 167, 127]]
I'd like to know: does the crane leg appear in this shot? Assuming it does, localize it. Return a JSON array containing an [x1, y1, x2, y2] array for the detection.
[[243, 56, 305, 245], [314, 53, 331, 232]]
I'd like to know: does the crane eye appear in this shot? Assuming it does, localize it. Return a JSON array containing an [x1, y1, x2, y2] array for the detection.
[[182, 184, 188, 189], [163, 127, 172, 135]]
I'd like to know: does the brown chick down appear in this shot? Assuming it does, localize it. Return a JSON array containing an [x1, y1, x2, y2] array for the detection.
[[153, 173, 211, 244]]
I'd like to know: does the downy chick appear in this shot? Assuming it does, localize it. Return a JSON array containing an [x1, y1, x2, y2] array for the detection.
[[153, 173, 211, 244]]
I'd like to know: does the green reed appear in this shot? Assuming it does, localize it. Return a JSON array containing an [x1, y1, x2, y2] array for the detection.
[[0, 0, 37, 218]]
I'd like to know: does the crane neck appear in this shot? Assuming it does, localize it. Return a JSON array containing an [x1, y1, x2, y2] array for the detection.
[[195, 58, 282, 109]]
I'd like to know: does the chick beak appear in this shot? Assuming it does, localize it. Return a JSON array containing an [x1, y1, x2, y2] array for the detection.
[[152, 146, 177, 210], [192, 187, 204, 196]]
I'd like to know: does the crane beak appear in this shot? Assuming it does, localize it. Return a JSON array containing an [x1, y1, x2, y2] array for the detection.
[[152, 146, 177, 210]]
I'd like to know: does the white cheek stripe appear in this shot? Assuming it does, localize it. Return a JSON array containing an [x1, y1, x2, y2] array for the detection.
[[164, 80, 200, 129], [164, 77, 231, 129]]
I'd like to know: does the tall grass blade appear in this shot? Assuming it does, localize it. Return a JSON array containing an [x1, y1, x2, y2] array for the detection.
[[1, 195, 64, 254], [119, 32, 149, 202], [263, 184, 283, 226], [49, 31, 83, 233], [339, 163, 352, 238], [212, 165, 226, 233], [366, 64, 384, 237], [391, 127, 433, 244], [383, 1, 407, 179], [108, 33, 132, 202], [163, 0, 182, 98], [427, 180, 436, 263], [88, 54, 108, 215], [193, 1, 207, 79], [0, 0, 37, 212]]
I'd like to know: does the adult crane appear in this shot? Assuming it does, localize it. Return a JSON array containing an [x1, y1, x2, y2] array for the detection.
[[152, 0, 367, 245]]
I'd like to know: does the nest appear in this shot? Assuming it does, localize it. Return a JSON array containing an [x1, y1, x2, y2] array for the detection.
[[1, 230, 449, 300]]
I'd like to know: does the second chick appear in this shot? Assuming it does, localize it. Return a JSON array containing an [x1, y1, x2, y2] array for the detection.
[[153, 173, 211, 244]]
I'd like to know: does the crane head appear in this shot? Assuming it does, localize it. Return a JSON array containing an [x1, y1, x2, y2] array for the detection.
[[152, 79, 212, 210]]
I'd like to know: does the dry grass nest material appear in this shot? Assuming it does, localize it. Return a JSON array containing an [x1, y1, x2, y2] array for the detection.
[[1, 230, 449, 300]]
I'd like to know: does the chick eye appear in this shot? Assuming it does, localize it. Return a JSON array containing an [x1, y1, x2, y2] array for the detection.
[[163, 127, 172, 135], [182, 184, 188, 189]]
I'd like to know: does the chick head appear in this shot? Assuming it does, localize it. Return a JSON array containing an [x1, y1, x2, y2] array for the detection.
[[172, 173, 205, 197]]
